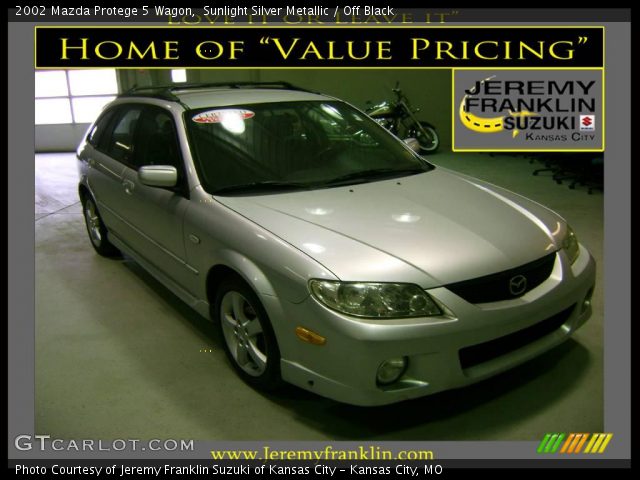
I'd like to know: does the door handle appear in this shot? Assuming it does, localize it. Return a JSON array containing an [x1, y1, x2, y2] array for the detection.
[[122, 179, 135, 195], [87, 158, 96, 168]]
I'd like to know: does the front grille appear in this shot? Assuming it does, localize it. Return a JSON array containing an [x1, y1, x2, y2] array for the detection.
[[458, 304, 575, 370], [445, 252, 556, 304]]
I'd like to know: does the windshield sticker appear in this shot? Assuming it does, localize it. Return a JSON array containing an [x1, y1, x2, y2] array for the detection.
[[192, 109, 255, 124]]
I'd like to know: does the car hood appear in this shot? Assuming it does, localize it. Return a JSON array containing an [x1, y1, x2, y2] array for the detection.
[[214, 168, 566, 287]]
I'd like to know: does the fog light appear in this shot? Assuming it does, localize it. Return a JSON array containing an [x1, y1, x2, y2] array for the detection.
[[376, 357, 408, 386], [580, 287, 594, 314]]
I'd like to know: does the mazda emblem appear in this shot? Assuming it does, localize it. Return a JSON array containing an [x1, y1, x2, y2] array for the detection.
[[509, 275, 528, 296]]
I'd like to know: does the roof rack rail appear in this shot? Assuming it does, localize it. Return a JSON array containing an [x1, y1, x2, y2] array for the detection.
[[171, 81, 311, 92], [120, 81, 313, 102], [119, 86, 180, 101]]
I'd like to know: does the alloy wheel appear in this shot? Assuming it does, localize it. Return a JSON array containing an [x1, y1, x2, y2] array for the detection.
[[219, 291, 267, 377]]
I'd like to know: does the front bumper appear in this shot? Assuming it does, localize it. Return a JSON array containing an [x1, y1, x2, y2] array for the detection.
[[265, 246, 596, 406]]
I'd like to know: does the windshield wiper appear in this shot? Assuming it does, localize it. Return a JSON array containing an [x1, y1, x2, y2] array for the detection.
[[212, 181, 311, 195], [319, 167, 426, 188]]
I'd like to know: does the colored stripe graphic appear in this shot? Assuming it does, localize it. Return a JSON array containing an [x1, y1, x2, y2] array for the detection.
[[550, 433, 565, 453], [537, 433, 565, 453], [539, 433, 613, 454], [584, 433, 613, 453], [567, 433, 588, 453], [560, 433, 575, 453], [537, 434, 552, 453], [574, 433, 589, 453]]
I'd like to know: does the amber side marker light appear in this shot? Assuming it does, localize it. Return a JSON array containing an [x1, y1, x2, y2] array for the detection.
[[295, 326, 327, 345]]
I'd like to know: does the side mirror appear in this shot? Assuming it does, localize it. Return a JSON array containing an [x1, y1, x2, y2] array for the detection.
[[403, 137, 421, 153], [138, 165, 178, 188]]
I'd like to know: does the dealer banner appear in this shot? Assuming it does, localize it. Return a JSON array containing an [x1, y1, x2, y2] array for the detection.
[[34, 24, 605, 152], [453, 69, 603, 151]]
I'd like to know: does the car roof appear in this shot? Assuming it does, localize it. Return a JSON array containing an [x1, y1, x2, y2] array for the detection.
[[174, 88, 330, 109], [119, 82, 332, 110]]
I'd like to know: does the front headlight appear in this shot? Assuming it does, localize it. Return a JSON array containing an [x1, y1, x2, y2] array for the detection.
[[562, 225, 580, 264], [309, 280, 442, 318]]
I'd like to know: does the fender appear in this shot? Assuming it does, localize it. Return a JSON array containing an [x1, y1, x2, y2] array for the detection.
[[210, 246, 319, 305], [214, 248, 279, 298]]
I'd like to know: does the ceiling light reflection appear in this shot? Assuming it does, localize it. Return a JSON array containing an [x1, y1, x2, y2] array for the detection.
[[392, 213, 421, 223], [302, 243, 326, 254], [220, 111, 246, 134], [305, 207, 333, 216]]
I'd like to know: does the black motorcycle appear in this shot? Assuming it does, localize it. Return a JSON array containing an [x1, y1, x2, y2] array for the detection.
[[366, 82, 440, 153]]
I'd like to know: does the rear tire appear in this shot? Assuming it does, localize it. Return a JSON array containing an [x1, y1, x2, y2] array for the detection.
[[413, 122, 439, 153], [214, 275, 281, 391], [82, 195, 120, 257]]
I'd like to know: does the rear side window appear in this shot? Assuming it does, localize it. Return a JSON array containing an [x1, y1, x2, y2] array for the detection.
[[104, 107, 143, 167], [86, 108, 115, 147]]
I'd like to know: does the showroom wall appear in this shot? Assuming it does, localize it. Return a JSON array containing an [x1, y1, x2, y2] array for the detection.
[[36, 68, 452, 151], [35, 124, 92, 152]]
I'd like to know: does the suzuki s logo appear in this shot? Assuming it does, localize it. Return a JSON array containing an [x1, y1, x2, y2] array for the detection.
[[580, 115, 596, 131], [509, 275, 528, 296]]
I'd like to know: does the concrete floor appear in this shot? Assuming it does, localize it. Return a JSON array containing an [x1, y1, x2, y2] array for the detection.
[[35, 151, 603, 440]]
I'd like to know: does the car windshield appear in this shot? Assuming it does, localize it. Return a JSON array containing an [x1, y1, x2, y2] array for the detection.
[[185, 100, 433, 195]]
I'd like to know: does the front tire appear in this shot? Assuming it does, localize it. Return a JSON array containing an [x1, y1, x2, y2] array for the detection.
[[214, 275, 281, 390], [82, 195, 120, 257], [413, 122, 439, 153]]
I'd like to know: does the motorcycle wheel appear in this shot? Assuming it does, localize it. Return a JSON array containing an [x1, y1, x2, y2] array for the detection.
[[412, 122, 439, 153]]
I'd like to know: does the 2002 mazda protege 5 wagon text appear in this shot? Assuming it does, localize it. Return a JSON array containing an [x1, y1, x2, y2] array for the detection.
[[77, 82, 596, 406]]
